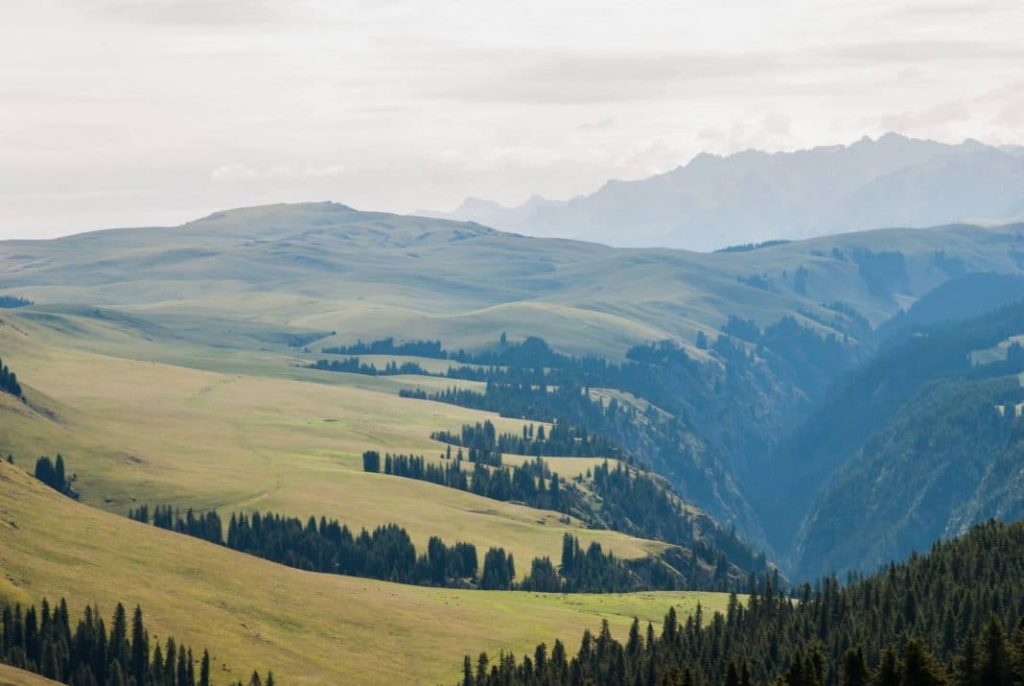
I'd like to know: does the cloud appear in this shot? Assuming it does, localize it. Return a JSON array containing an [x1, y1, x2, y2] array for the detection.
[[85, 0, 297, 26], [418, 38, 1024, 105], [577, 117, 615, 131], [210, 162, 348, 182], [4, 0, 1024, 237]]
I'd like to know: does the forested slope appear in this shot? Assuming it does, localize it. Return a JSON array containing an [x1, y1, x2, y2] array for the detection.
[[460, 519, 1024, 685]]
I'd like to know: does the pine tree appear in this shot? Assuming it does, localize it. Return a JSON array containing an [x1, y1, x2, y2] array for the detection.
[[841, 647, 870, 686], [979, 616, 1012, 686], [200, 649, 211, 686], [130, 606, 148, 683], [1010, 620, 1024, 685], [900, 638, 946, 686], [954, 632, 978, 686]]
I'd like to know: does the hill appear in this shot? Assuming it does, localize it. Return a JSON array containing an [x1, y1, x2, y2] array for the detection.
[[2, 204, 1024, 561], [0, 460, 731, 685], [434, 133, 1024, 251], [0, 310, 667, 573]]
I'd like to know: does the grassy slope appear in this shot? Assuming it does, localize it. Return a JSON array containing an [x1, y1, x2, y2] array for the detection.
[[0, 317, 655, 573], [0, 666, 60, 686], [0, 312, 660, 572], [0, 463, 730, 686]]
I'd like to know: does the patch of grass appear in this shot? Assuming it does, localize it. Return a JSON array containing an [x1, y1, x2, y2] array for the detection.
[[0, 664, 61, 686]]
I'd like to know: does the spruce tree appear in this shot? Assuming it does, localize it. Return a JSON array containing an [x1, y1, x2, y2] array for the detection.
[[979, 616, 1012, 686], [130, 606, 148, 683], [200, 649, 211, 686], [841, 647, 870, 686], [900, 638, 946, 686]]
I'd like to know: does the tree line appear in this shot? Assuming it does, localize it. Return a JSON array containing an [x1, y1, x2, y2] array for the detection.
[[365, 449, 760, 590], [457, 518, 1024, 685], [364, 451, 575, 515], [322, 337, 446, 359], [590, 461, 768, 577], [129, 505, 494, 589], [0, 295, 33, 308], [0, 355, 23, 398], [127, 499, 701, 594], [308, 357, 430, 376], [431, 419, 620, 460], [0, 598, 270, 686], [34, 455, 79, 499]]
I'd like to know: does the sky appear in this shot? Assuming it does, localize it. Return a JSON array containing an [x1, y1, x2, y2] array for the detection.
[[2, 0, 1024, 239]]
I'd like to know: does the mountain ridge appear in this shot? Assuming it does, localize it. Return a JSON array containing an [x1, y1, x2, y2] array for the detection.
[[429, 133, 1024, 250]]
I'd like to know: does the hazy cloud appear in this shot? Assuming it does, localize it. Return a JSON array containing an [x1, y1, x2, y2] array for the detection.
[[2, 0, 1024, 238]]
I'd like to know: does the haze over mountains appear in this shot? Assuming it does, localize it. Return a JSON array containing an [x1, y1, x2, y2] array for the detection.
[[431, 133, 1024, 251]]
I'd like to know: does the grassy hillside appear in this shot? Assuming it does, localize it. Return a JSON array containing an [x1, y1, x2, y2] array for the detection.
[[2, 204, 1021, 360], [0, 462, 730, 685], [0, 665, 60, 686], [0, 312, 661, 571], [4, 203, 1024, 583]]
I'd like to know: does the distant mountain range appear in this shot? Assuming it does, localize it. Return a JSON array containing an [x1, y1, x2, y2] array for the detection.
[[427, 133, 1024, 251]]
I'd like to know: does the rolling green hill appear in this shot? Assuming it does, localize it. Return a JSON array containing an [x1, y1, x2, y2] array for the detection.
[[4, 204, 1019, 536], [2, 203, 1022, 359], [3, 203, 1024, 573], [0, 460, 730, 685], [0, 311, 666, 572]]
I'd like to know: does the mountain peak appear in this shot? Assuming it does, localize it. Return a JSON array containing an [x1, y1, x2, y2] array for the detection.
[[428, 133, 1023, 250]]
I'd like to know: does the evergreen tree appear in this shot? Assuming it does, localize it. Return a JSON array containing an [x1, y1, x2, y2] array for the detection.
[[979, 616, 1012, 686], [200, 650, 211, 686]]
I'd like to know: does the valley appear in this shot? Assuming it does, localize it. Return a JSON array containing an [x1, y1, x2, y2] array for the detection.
[[2, 204, 1024, 683]]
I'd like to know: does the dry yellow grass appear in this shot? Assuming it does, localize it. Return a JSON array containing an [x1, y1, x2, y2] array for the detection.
[[0, 463, 732, 685], [0, 312, 660, 573], [0, 665, 60, 686]]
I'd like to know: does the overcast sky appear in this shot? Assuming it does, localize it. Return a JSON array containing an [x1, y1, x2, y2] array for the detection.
[[2, 0, 1023, 239]]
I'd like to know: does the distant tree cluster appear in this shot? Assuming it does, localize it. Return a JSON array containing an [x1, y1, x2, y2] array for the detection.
[[128, 505, 222, 543], [590, 461, 768, 577], [227, 514, 480, 586], [130, 505, 485, 589], [520, 534, 635, 594], [33, 455, 78, 499], [852, 248, 908, 297], [458, 519, 1024, 686], [364, 451, 755, 591], [432, 419, 619, 460], [713, 239, 793, 253], [309, 357, 430, 376], [0, 356, 23, 398], [0, 295, 33, 308], [378, 452, 471, 488], [364, 451, 576, 517], [0, 599, 270, 686], [322, 337, 447, 358]]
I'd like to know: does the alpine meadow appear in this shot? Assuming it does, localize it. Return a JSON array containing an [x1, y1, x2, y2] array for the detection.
[[4, 2, 1024, 685]]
